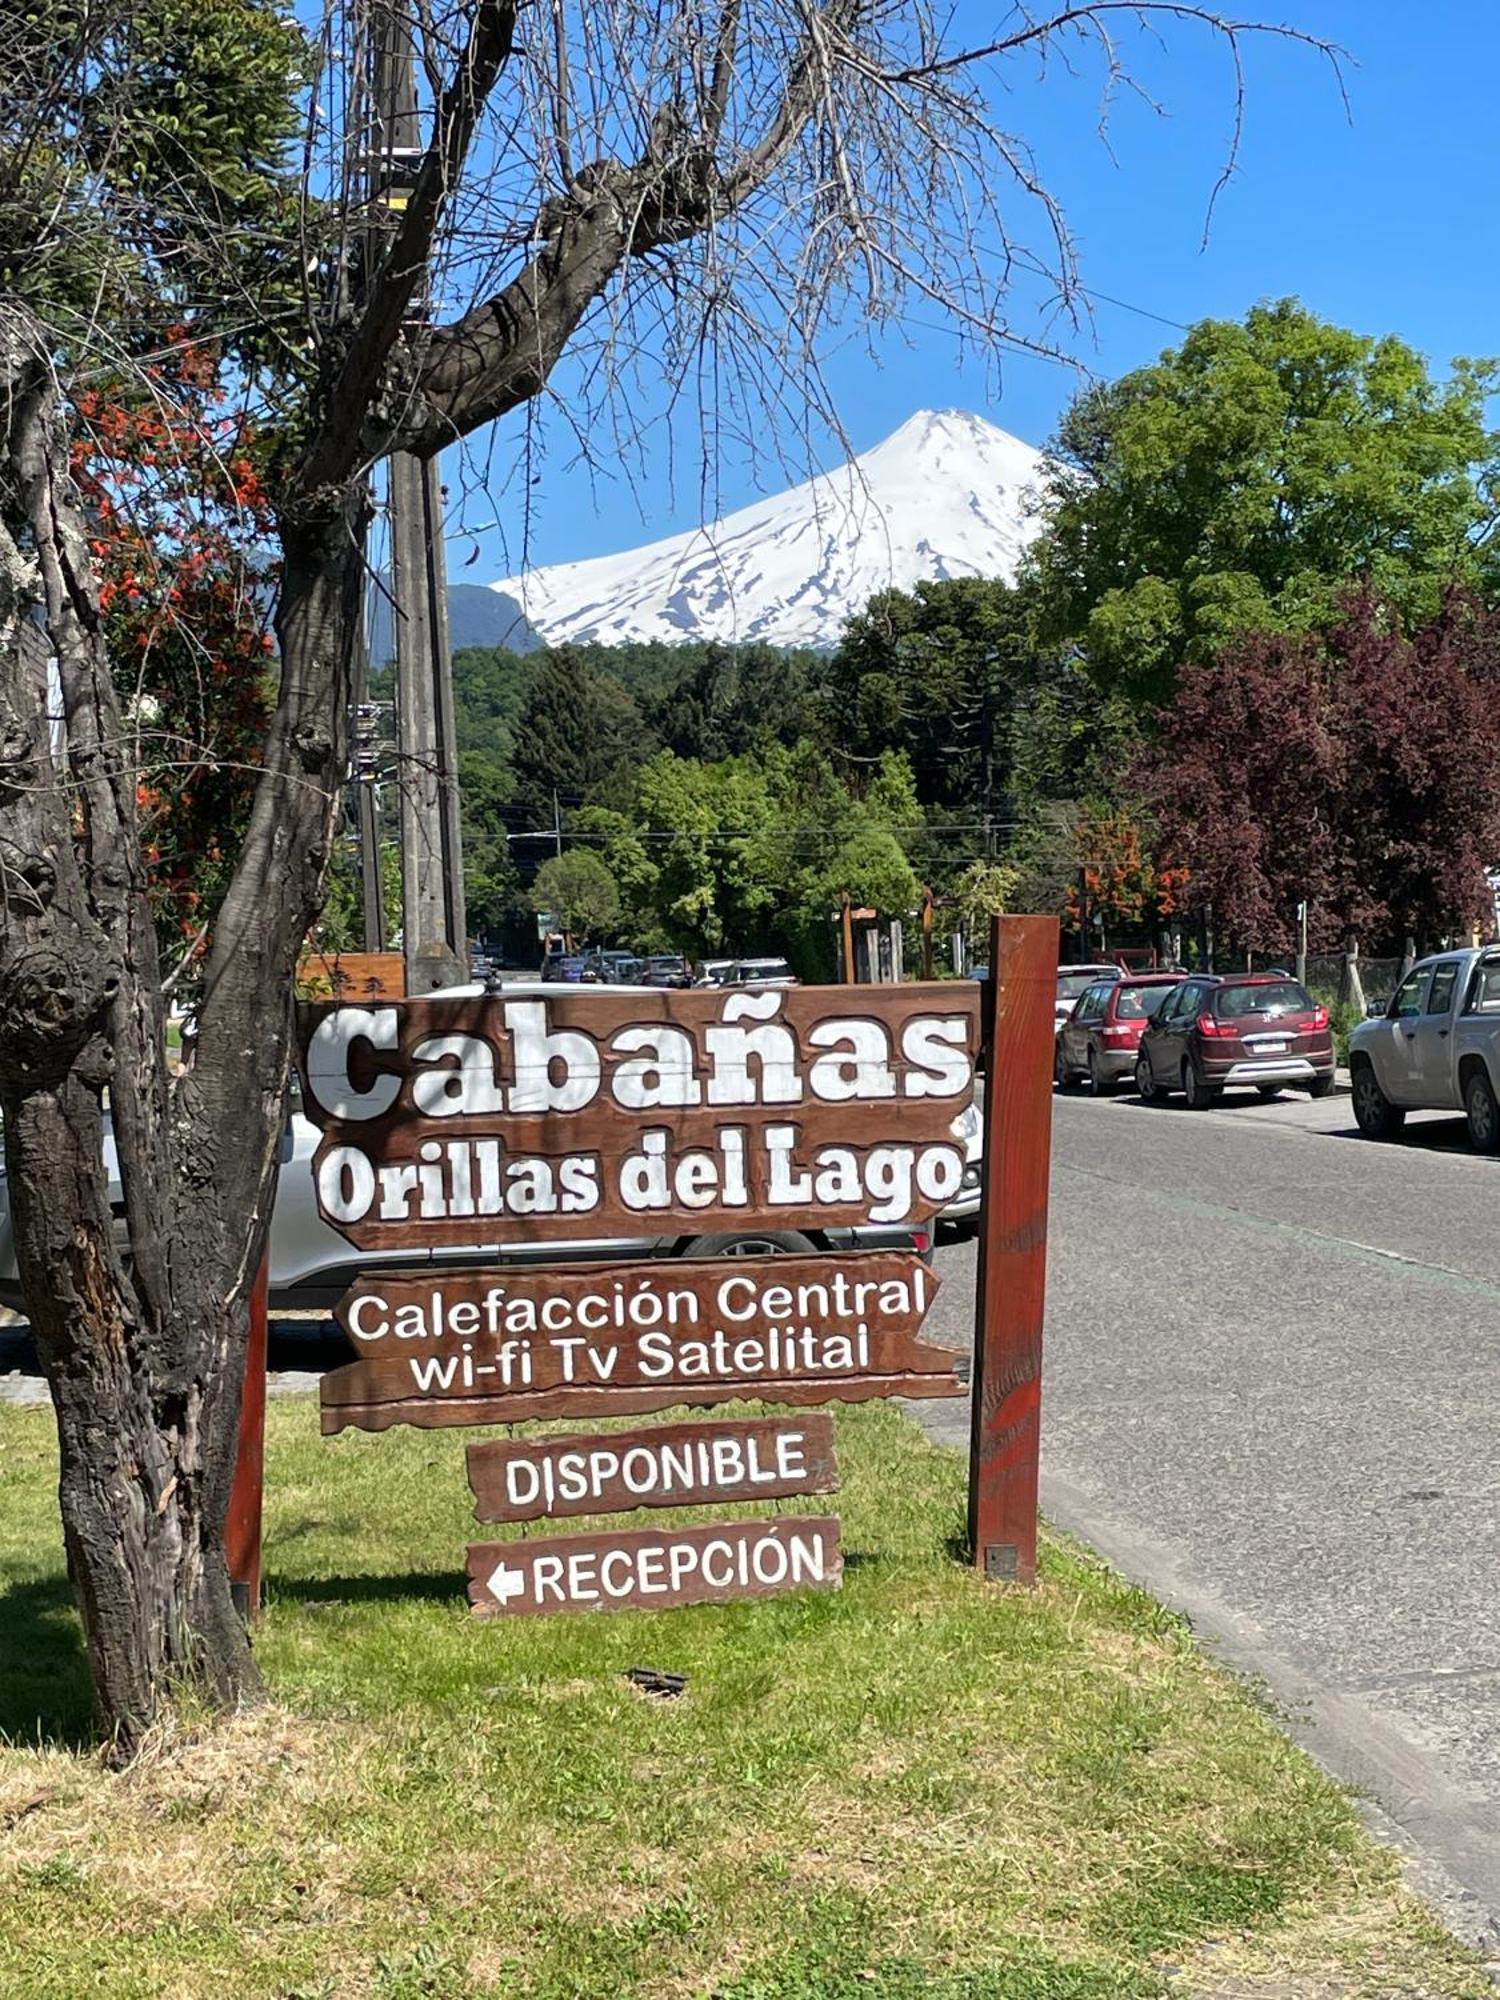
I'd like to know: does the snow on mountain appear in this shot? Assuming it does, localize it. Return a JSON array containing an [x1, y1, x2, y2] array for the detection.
[[490, 409, 1051, 651]]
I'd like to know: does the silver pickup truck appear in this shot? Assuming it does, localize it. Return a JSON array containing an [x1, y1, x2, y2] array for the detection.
[[1348, 947, 1500, 1150]]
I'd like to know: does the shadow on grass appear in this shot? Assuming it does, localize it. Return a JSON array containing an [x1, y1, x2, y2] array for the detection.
[[270, 1569, 465, 1609], [0, 1573, 94, 1749]]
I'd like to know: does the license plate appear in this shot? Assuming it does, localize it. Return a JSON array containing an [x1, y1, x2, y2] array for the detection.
[[1257, 1040, 1287, 1056]]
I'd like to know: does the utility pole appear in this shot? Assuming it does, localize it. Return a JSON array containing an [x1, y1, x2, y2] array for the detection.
[[348, 613, 388, 952], [368, 0, 467, 994], [552, 788, 563, 858]]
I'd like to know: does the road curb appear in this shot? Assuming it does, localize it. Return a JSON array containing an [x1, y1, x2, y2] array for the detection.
[[1040, 1467, 1500, 1955]]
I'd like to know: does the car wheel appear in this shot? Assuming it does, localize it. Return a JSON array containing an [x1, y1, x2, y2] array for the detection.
[[1306, 1073, 1336, 1100], [1182, 1058, 1217, 1110], [1135, 1053, 1159, 1102], [683, 1230, 819, 1258], [1464, 1069, 1500, 1155], [1351, 1061, 1404, 1139], [1086, 1048, 1115, 1098]]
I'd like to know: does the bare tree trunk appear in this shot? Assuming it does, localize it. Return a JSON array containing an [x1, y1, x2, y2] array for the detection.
[[0, 306, 364, 1756]]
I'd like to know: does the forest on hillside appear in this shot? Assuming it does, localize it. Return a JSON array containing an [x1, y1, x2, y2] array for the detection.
[[349, 302, 1500, 977]]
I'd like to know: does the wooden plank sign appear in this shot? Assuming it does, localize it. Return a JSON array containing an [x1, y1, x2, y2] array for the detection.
[[298, 949, 406, 1000], [467, 1515, 842, 1617], [467, 1414, 838, 1523], [320, 1252, 963, 1432], [293, 983, 978, 1247]]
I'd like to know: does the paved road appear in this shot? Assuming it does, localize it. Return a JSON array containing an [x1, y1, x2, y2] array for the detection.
[[919, 1086, 1500, 1946]]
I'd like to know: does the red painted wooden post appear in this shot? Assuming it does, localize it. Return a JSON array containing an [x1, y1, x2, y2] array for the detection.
[[968, 913, 1059, 1585], [226, 1254, 269, 1621]]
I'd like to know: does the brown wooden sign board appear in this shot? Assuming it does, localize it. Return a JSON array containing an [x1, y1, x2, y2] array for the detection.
[[467, 1413, 838, 1523], [467, 1514, 842, 1617], [294, 983, 978, 1247], [320, 1252, 962, 1432], [298, 949, 406, 1000]]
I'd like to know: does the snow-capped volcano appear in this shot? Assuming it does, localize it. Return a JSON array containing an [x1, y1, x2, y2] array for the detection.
[[490, 409, 1051, 651]]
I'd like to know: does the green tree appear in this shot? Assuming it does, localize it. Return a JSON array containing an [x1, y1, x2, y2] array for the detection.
[[952, 858, 1022, 938], [631, 751, 781, 951], [457, 747, 521, 939], [814, 827, 918, 920], [822, 578, 1050, 822], [511, 647, 654, 822], [1031, 299, 1500, 701], [315, 838, 401, 954], [650, 641, 823, 761], [530, 850, 622, 939]]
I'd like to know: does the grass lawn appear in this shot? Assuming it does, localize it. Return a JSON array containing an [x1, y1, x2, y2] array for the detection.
[[0, 1394, 1484, 2000]]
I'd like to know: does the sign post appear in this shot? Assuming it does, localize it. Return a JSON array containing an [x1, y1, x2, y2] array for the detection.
[[967, 914, 1059, 1585], [227, 1254, 269, 1621], [295, 979, 981, 1619]]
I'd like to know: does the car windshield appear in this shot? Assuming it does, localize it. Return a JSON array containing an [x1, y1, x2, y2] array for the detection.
[[1214, 980, 1315, 1020], [1114, 983, 1175, 1021], [1058, 970, 1103, 999], [741, 960, 792, 978]]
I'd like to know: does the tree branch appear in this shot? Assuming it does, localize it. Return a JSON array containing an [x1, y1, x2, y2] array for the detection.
[[300, 0, 519, 492]]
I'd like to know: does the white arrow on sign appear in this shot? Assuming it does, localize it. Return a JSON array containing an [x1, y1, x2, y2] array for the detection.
[[487, 1559, 529, 1607]]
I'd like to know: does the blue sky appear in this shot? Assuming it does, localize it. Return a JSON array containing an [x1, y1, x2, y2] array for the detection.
[[444, 2, 1498, 580]]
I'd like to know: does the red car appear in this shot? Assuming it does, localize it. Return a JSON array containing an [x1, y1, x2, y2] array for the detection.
[[1135, 973, 1336, 1108], [1055, 973, 1183, 1096]]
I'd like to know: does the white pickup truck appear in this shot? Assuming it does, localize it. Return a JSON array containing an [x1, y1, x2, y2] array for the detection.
[[1348, 947, 1500, 1150]]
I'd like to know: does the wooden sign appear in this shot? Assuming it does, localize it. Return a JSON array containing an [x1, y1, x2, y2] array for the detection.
[[294, 983, 978, 1247], [467, 1515, 843, 1617], [298, 949, 406, 1000], [467, 1414, 838, 1523], [320, 1252, 963, 1431], [969, 914, 1059, 1588]]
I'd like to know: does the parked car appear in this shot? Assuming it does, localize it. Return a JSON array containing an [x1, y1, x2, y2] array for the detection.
[[1135, 973, 1336, 1107], [639, 953, 692, 989], [583, 949, 643, 983], [694, 958, 736, 987], [1055, 963, 1121, 1031], [1347, 948, 1500, 1150], [1055, 972, 1182, 1096], [724, 956, 798, 988], [541, 952, 589, 982], [0, 980, 985, 1310]]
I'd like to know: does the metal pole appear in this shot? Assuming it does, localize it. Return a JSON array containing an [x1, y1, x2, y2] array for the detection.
[[350, 616, 386, 952], [391, 451, 465, 989], [552, 788, 563, 858], [1296, 900, 1308, 988], [358, 780, 386, 951]]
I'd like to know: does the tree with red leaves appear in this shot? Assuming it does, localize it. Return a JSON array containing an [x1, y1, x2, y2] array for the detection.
[[1144, 595, 1500, 958], [73, 335, 275, 971], [1067, 802, 1190, 955]]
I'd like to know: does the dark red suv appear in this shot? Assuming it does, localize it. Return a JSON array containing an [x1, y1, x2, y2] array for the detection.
[[1135, 974, 1336, 1108], [1055, 973, 1182, 1096]]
